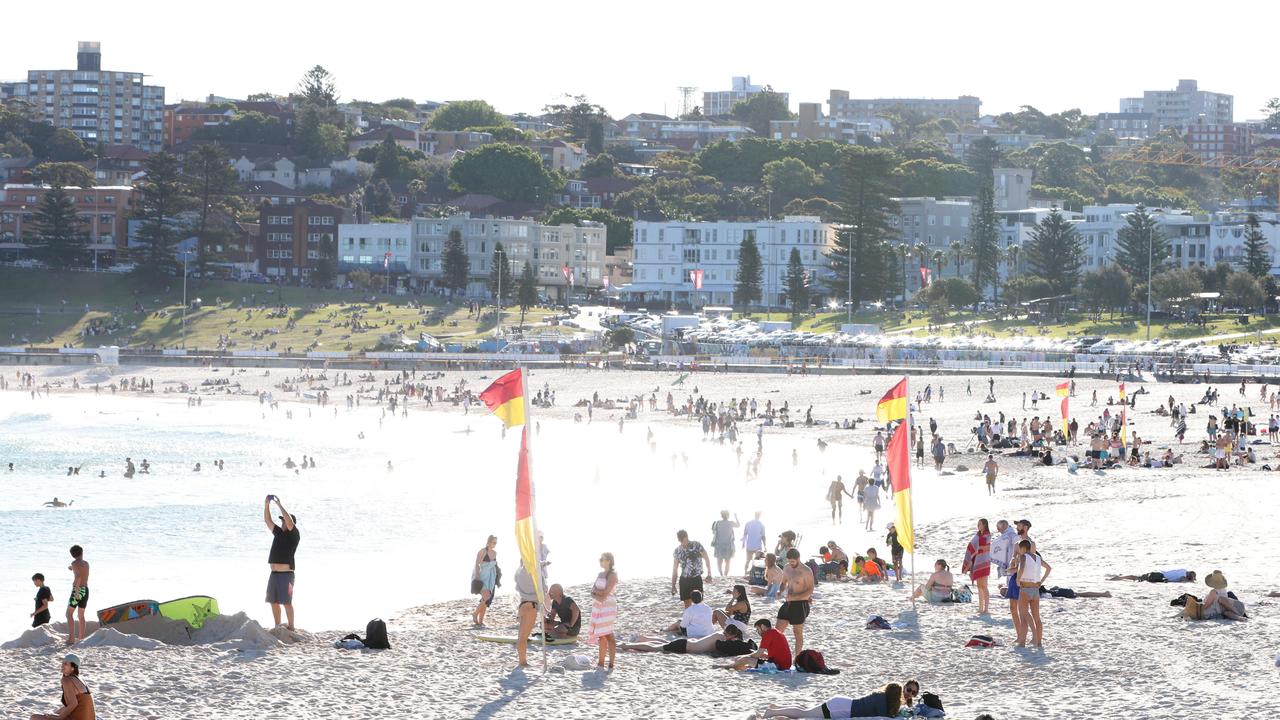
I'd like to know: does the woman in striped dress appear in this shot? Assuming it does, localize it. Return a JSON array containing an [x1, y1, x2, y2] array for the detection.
[[962, 518, 992, 615], [587, 551, 618, 669]]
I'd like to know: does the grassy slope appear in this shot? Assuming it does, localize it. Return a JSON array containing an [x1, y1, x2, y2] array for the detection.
[[0, 269, 561, 350]]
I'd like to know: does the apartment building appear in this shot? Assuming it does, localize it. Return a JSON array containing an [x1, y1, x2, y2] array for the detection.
[[9, 42, 165, 151], [1096, 112, 1154, 142], [769, 103, 889, 144], [336, 222, 413, 288], [392, 215, 607, 299], [827, 90, 980, 122], [627, 217, 833, 309], [703, 76, 788, 117], [1185, 120, 1252, 160], [994, 168, 1033, 211], [0, 183, 135, 263], [256, 200, 350, 279], [891, 198, 972, 294], [946, 131, 1046, 159], [1129, 79, 1233, 132]]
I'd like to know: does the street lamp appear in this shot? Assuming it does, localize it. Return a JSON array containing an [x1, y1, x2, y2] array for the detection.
[[1146, 222, 1153, 341]]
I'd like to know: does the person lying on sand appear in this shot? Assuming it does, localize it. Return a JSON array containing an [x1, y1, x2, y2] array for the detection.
[[763, 683, 903, 718], [618, 624, 749, 655], [1107, 570, 1196, 583]]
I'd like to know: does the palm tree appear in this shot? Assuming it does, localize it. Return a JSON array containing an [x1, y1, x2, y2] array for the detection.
[[897, 244, 910, 304], [1006, 244, 1020, 276], [913, 241, 929, 292], [932, 250, 944, 285], [950, 240, 965, 279]]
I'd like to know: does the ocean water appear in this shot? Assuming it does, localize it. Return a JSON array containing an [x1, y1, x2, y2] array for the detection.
[[0, 388, 936, 636]]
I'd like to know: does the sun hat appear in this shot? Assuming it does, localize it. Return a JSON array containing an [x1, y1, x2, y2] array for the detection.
[[886, 522, 895, 530], [62, 653, 81, 668], [1205, 570, 1228, 590]]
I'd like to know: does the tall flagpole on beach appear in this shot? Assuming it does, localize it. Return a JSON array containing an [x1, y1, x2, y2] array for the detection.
[[906, 376, 915, 611], [518, 366, 548, 673]]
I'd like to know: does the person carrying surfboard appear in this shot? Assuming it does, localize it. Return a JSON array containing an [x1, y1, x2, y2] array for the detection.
[[264, 495, 300, 631]]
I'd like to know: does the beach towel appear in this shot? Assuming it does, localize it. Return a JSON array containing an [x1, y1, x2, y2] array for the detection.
[[962, 531, 991, 581]]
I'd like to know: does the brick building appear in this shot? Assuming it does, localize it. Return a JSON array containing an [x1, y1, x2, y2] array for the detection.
[[256, 200, 350, 280], [0, 183, 135, 264]]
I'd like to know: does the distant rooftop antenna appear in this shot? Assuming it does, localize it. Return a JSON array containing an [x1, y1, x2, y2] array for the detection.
[[677, 86, 698, 117]]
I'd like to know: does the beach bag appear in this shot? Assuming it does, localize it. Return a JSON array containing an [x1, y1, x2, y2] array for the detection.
[[1170, 593, 1199, 607], [795, 649, 840, 675], [470, 578, 483, 595], [865, 615, 892, 630], [964, 634, 996, 648], [363, 618, 391, 649]]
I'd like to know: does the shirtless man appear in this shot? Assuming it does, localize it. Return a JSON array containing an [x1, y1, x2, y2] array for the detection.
[[983, 454, 999, 495], [852, 471, 870, 521], [66, 545, 89, 645], [826, 475, 852, 524], [775, 548, 814, 654]]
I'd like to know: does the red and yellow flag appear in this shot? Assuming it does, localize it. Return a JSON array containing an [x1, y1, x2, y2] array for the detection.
[[1118, 382, 1127, 450], [1055, 381, 1070, 397], [887, 420, 914, 554], [876, 378, 909, 423], [479, 369, 526, 428]]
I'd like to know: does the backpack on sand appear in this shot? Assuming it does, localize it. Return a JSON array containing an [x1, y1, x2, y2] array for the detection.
[[341, 618, 391, 650], [794, 649, 840, 675]]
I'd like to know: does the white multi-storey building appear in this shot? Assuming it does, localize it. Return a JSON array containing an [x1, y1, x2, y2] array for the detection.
[[337, 222, 413, 280], [626, 217, 833, 309], [703, 76, 787, 117]]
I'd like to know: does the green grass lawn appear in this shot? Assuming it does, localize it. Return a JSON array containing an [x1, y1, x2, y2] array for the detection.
[[0, 269, 562, 350]]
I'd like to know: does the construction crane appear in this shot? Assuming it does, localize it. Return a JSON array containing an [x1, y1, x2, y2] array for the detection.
[[1107, 145, 1280, 207]]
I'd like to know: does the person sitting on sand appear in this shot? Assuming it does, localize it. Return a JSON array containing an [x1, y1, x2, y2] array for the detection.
[[912, 559, 954, 602], [749, 554, 783, 600], [659, 589, 715, 637], [30, 653, 95, 720], [543, 584, 581, 639], [712, 584, 751, 629], [763, 683, 903, 718], [860, 548, 887, 582], [1107, 570, 1197, 583], [816, 541, 849, 580], [618, 623, 746, 655], [723, 617, 792, 671], [1183, 570, 1247, 621]]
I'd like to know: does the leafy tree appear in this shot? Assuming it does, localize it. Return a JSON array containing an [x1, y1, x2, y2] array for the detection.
[[298, 65, 338, 107], [372, 133, 405, 182], [1079, 265, 1132, 318], [1150, 268, 1202, 310], [1115, 204, 1169, 283], [1002, 275, 1054, 307], [46, 128, 89, 161], [517, 260, 538, 327], [730, 91, 793, 136], [891, 159, 978, 198], [34, 184, 85, 268], [542, 94, 610, 145], [1226, 272, 1265, 310], [606, 326, 635, 349], [543, 207, 632, 254], [1006, 141, 1104, 200], [827, 148, 900, 304], [134, 152, 190, 282], [429, 100, 509, 131], [1244, 213, 1271, 278], [363, 178, 394, 216], [31, 162, 94, 188], [1263, 97, 1280, 132], [382, 98, 418, 112], [735, 235, 764, 312], [1025, 206, 1084, 295], [192, 111, 289, 145], [184, 143, 239, 275], [293, 106, 346, 162], [1029, 184, 1091, 212], [312, 236, 337, 287], [923, 278, 980, 318], [579, 153, 618, 179], [587, 122, 604, 155], [448, 143, 562, 203], [781, 197, 840, 222], [783, 247, 809, 318], [461, 125, 529, 143], [441, 229, 470, 296], [995, 105, 1090, 139], [488, 242, 513, 304], [966, 137, 1001, 298], [761, 157, 819, 207]]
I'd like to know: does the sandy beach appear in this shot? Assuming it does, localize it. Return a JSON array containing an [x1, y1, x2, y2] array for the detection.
[[3, 363, 1280, 719]]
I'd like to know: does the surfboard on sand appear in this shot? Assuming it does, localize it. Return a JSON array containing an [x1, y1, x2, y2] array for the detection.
[[158, 596, 220, 629], [476, 633, 579, 646], [96, 599, 160, 625]]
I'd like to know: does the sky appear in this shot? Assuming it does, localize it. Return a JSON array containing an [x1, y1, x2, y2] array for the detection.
[[3, 1, 1277, 122]]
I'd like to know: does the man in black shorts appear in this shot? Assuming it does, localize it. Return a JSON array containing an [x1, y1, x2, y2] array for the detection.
[[775, 548, 814, 654], [671, 529, 713, 608], [264, 495, 300, 630]]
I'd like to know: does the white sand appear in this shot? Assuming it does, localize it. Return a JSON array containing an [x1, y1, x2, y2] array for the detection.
[[4, 364, 1280, 718]]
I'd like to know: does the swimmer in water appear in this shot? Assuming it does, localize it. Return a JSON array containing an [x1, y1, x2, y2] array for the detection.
[[44, 498, 72, 508]]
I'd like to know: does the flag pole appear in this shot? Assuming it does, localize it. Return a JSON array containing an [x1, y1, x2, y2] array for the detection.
[[519, 367, 548, 674], [906, 375, 915, 610]]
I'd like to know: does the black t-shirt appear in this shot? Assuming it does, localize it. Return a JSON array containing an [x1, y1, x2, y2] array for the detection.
[[269, 524, 301, 569], [549, 597, 581, 634], [713, 638, 757, 656], [33, 586, 52, 622]]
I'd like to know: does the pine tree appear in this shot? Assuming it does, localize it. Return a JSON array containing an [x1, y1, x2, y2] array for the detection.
[[312, 236, 337, 287], [1025, 206, 1084, 295], [184, 143, 238, 276], [134, 152, 190, 283], [966, 136, 1000, 299], [735, 235, 763, 312], [34, 183, 85, 269], [826, 148, 899, 304], [1115, 204, 1169, 282], [488, 242, 513, 304], [1244, 213, 1271, 278], [783, 247, 809, 318], [517, 260, 538, 328], [442, 229, 470, 297]]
